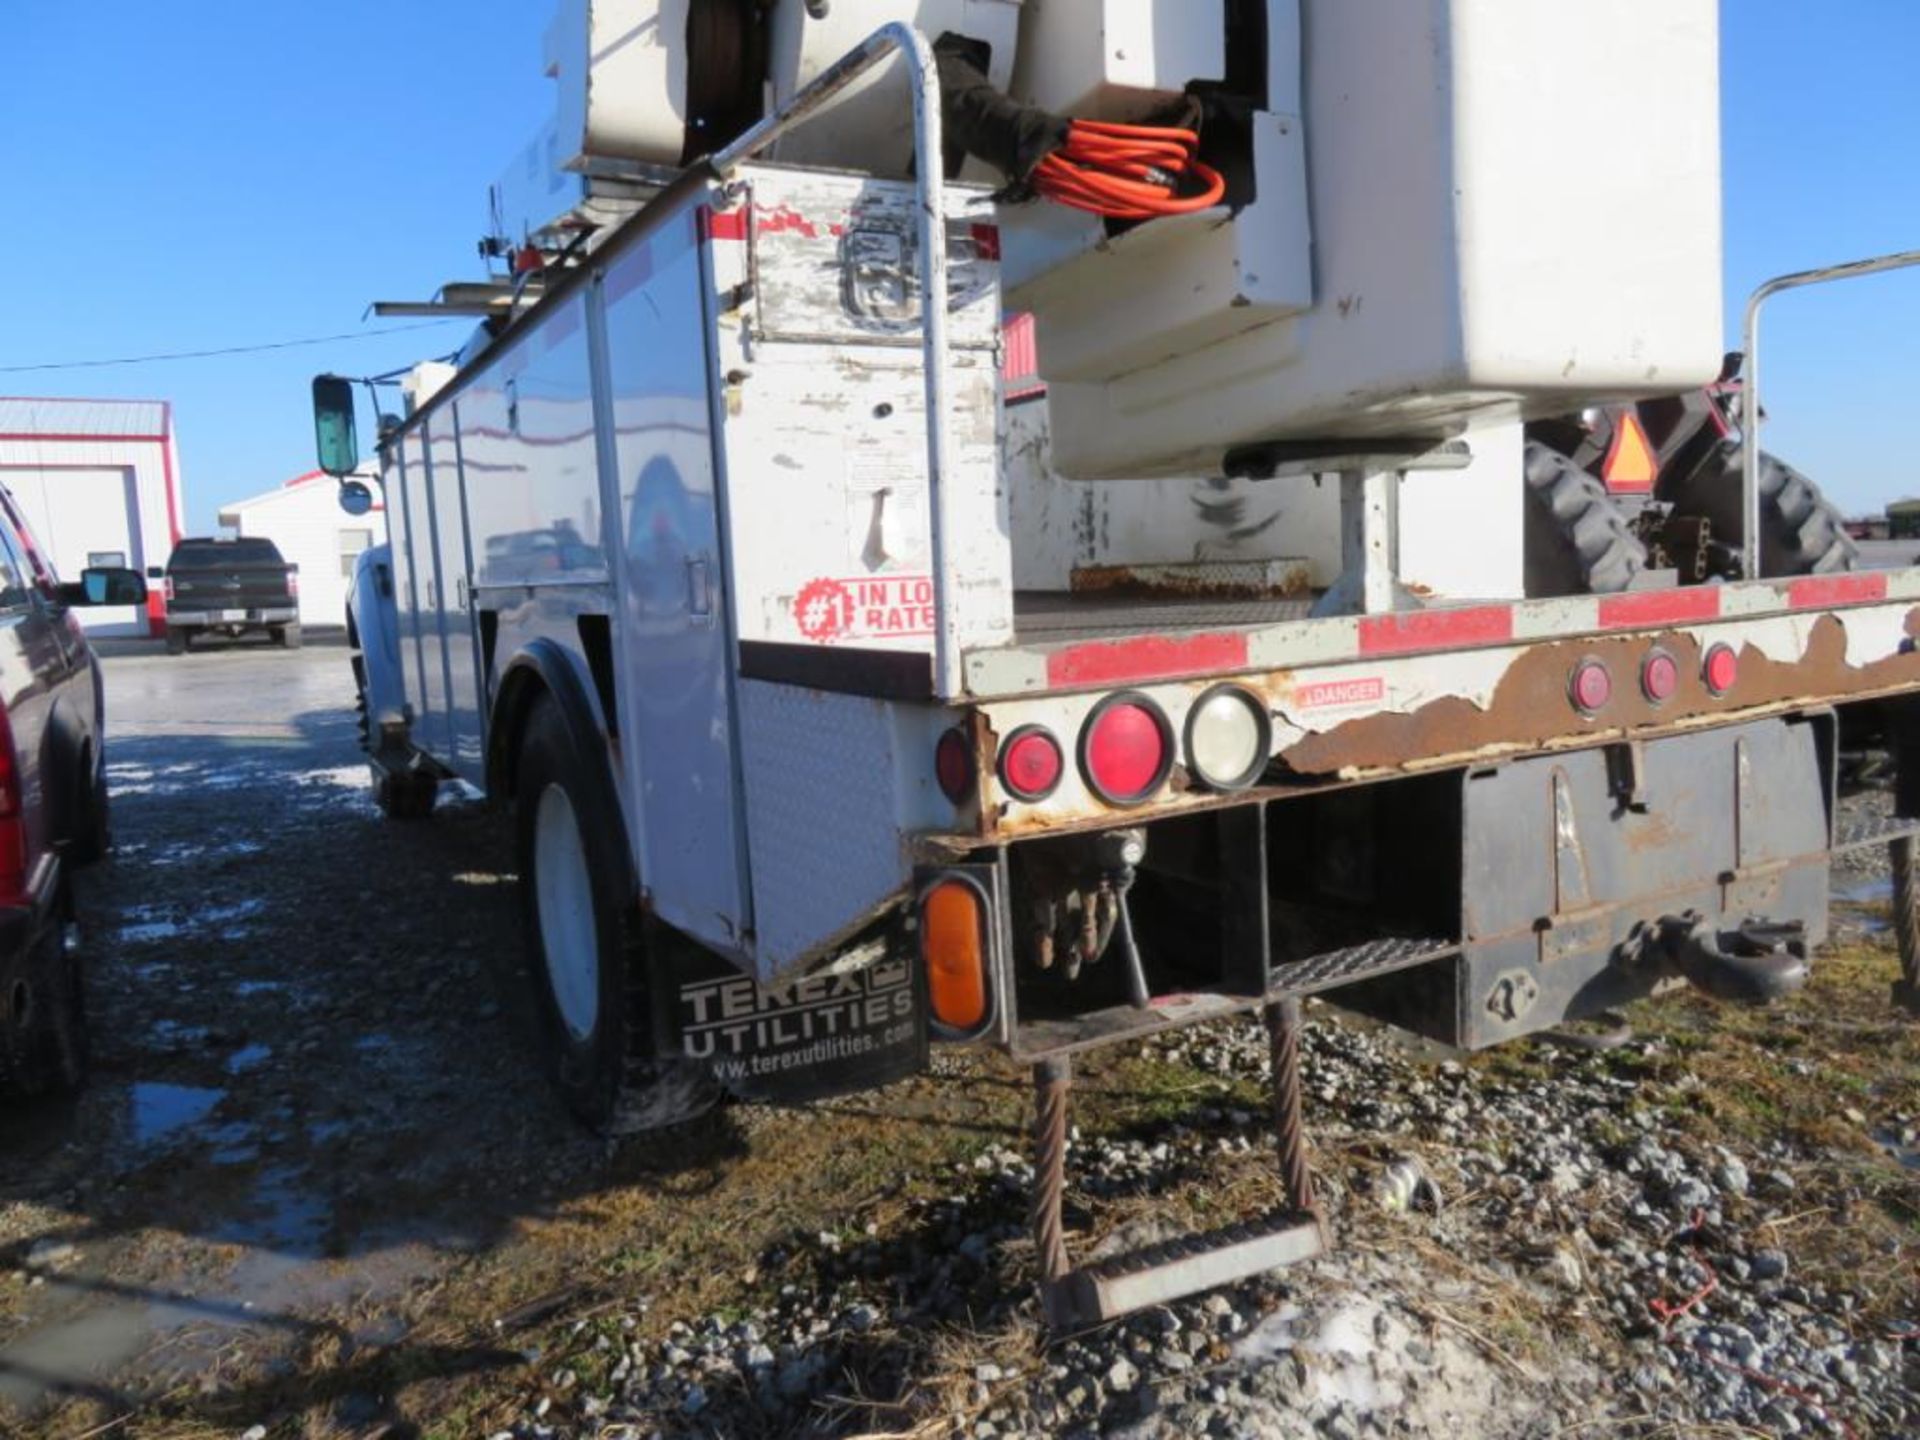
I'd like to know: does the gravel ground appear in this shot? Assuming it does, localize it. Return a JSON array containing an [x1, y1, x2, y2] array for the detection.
[[0, 638, 1915, 1439]]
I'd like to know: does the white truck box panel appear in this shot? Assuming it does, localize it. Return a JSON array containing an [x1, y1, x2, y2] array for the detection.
[[1025, 0, 1724, 477], [1011, 0, 1224, 119]]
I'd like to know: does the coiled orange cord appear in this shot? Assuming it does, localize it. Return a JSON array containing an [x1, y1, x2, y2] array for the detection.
[[1030, 119, 1226, 220]]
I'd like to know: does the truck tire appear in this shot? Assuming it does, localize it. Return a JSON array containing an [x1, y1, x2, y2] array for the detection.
[[165, 627, 189, 656], [513, 694, 718, 1134], [68, 758, 110, 867], [1524, 441, 1649, 596], [0, 923, 88, 1098], [273, 624, 303, 649], [375, 768, 437, 821], [1661, 445, 1859, 577]]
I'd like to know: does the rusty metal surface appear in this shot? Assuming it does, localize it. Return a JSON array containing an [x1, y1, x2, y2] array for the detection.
[[1031, 1058, 1071, 1287], [1277, 613, 1920, 778], [1069, 560, 1314, 603], [1265, 1000, 1317, 1215], [1012, 589, 1317, 640]]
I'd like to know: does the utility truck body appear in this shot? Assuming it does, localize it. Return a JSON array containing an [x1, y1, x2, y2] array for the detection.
[[317, 1, 1920, 1326]]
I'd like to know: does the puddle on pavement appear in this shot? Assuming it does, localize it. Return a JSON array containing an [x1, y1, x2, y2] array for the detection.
[[130, 1084, 225, 1146], [1835, 877, 1894, 906], [0, 1164, 367, 1412], [1874, 1127, 1920, 1170], [225, 1043, 272, 1074]]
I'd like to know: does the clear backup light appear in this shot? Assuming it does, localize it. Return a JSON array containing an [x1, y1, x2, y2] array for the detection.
[[1079, 693, 1174, 807], [1183, 685, 1272, 792]]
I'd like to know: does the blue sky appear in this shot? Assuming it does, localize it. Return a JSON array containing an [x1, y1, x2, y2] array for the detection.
[[1, 1, 1916, 530]]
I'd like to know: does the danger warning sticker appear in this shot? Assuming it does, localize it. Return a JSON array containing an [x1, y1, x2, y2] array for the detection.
[[1293, 677, 1386, 711], [793, 574, 935, 644]]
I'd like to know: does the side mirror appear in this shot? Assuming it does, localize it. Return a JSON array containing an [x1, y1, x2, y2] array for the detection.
[[312, 374, 360, 478], [339, 479, 375, 517], [61, 567, 148, 608], [146, 565, 164, 580]]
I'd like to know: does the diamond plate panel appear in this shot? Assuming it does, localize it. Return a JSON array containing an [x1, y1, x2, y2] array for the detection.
[[738, 680, 929, 983]]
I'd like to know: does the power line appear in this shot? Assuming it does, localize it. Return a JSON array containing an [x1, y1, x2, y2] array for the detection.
[[0, 320, 468, 375]]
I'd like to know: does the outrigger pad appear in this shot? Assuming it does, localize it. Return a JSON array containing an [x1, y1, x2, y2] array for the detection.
[[1041, 1212, 1326, 1330]]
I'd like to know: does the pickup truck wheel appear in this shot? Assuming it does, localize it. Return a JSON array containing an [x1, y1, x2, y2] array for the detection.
[[275, 624, 303, 649], [165, 627, 189, 656], [514, 694, 717, 1133], [1, 921, 88, 1098], [68, 760, 110, 867]]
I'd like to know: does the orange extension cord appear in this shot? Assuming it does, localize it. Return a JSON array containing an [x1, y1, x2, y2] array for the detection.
[[1030, 119, 1226, 220]]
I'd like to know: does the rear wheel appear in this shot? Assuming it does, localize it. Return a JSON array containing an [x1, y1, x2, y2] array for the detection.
[[375, 767, 437, 821], [514, 694, 717, 1133], [1523, 441, 1649, 596], [1661, 444, 1859, 578], [0, 918, 88, 1098], [272, 624, 303, 649], [165, 627, 189, 656]]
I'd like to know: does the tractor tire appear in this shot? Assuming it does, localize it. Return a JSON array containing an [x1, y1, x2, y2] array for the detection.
[[1662, 445, 1859, 578], [513, 693, 718, 1134], [1524, 441, 1649, 596]]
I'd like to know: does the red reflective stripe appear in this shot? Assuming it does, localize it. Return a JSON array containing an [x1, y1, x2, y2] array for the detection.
[[1358, 606, 1513, 656], [1045, 632, 1248, 688], [1597, 588, 1722, 629], [699, 207, 748, 242], [1788, 573, 1886, 609]]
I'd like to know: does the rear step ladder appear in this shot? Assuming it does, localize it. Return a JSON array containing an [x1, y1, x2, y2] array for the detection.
[[1029, 997, 1329, 1330]]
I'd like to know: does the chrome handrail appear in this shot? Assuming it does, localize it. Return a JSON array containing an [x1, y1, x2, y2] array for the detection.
[[1741, 248, 1920, 579], [713, 26, 964, 698]]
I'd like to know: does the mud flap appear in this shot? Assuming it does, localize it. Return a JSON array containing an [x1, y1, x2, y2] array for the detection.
[[652, 927, 928, 1103]]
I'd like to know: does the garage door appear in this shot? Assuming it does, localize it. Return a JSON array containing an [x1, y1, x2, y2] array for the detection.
[[7, 467, 143, 634]]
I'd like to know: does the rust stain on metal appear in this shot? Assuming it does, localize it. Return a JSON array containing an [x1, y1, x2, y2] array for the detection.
[[1278, 613, 1920, 778], [1069, 560, 1313, 602]]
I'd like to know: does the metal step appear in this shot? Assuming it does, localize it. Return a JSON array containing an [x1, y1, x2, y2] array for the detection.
[[1267, 936, 1458, 998], [1833, 813, 1920, 851], [1042, 1211, 1327, 1330]]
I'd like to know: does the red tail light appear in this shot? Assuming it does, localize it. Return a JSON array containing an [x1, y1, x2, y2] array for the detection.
[[934, 728, 975, 805], [999, 726, 1065, 802], [1641, 649, 1680, 704], [1704, 644, 1739, 696], [1569, 658, 1613, 715], [163, 576, 176, 603], [288, 570, 300, 598], [0, 702, 26, 905], [1079, 694, 1174, 806]]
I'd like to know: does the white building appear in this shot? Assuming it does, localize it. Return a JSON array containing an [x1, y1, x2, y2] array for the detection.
[[217, 470, 386, 629], [0, 396, 186, 635]]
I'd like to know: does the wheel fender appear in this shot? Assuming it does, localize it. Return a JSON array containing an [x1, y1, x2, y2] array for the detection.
[[490, 639, 633, 907]]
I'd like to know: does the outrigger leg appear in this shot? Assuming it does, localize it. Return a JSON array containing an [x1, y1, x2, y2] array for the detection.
[[1029, 997, 1328, 1329]]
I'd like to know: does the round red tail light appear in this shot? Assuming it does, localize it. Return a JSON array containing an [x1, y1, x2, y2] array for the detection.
[[1570, 658, 1613, 715], [935, 728, 975, 804], [999, 726, 1064, 802], [1703, 644, 1738, 696], [1079, 694, 1174, 807], [1641, 649, 1679, 704]]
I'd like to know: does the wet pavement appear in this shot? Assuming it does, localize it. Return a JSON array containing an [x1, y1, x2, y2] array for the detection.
[[0, 633, 593, 1429]]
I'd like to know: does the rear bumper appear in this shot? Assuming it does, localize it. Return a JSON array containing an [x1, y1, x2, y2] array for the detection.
[[933, 712, 1898, 1060], [167, 607, 297, 629]]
